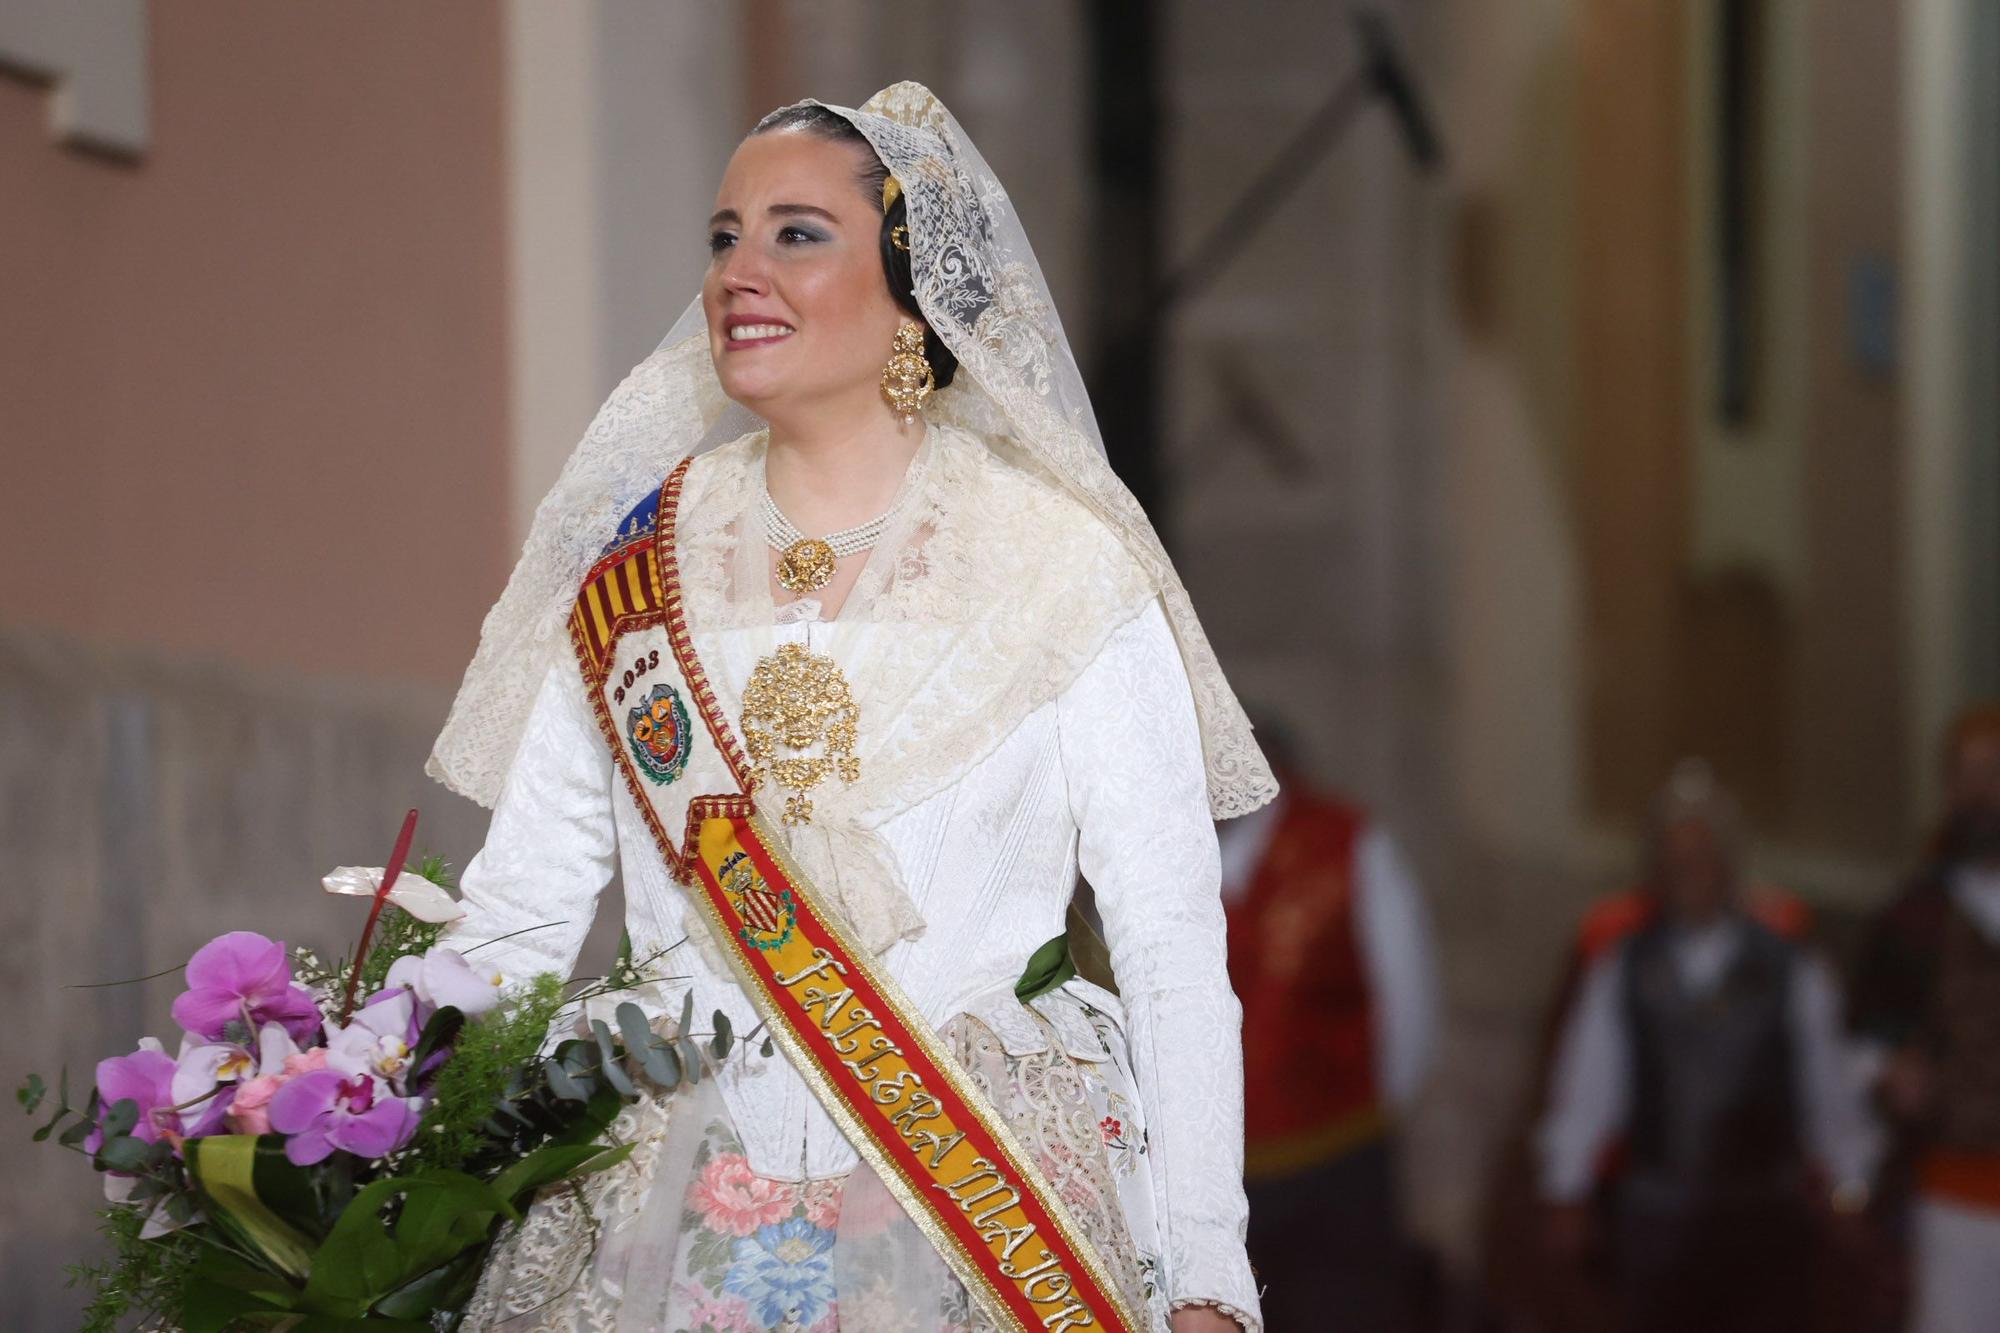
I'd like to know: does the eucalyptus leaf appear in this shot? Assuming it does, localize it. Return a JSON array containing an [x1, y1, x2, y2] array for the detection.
[[710, 1009, 733, 1061], [615, 1003, 654, 1064], [556, 1038, 600, 1080], [678, 990, 694, 1042], [639, 1035, 681, 1090], [100, 1096, 140, 1139], [679, 1035, 705, 1085], [761, 1034, 776, 1058], [95, 1135, 150, 1172], [547, 1085, 627, 1150], [543, 1059, 587, 1104], [57, 1116, 95, 1148], [590, 1020, 636, 1098], [31, 1104, 69, 1143], [489, 1097, 536, 1128], [17, 1072, 45, 1113], [601, 1057, 637, 1099]]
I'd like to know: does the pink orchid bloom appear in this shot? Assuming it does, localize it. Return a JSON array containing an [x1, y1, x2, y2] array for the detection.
[[268, 1070, 421, 1166], [170, 932, 321, 1046], [325, 989, 421, 1091], [85, 1039, 176, 1157], [385, 948, 502, 1019]]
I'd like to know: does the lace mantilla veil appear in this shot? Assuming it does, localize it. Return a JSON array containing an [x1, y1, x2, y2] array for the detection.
[[427, 82, 1275, 843]]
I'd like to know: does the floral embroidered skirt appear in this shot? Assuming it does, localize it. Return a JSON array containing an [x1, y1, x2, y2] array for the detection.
[[460, 994, 1168, 1332]]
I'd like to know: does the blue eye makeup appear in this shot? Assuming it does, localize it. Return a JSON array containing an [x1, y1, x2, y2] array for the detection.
[[706, 222, 828, 256]]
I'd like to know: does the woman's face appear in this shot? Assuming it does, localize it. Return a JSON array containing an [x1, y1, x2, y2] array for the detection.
[[702, 130, 909, 419]]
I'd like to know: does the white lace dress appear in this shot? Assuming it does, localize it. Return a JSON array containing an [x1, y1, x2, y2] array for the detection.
[[444, 442, 1259, 1332]]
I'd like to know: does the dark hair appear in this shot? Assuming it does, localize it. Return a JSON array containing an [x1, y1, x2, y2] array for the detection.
[[750, 104, 959, 389]]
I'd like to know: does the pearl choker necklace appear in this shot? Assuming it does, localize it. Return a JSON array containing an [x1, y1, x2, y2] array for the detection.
[[760, 491, 899, 593]]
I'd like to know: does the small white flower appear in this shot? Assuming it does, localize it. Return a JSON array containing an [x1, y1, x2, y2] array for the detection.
[[322, 866, 464, 923]]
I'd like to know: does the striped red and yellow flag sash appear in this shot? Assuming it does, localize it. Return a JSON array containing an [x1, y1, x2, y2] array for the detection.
[[684, 806, 1143, 1333], [569, 538, 664, 679]]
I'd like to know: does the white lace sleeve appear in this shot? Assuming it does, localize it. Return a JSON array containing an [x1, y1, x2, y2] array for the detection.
[[1056, 601, 1261, 1332], [441, 660, 619, 992]]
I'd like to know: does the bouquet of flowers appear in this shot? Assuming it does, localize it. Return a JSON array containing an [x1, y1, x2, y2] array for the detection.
[[21, 811, 744, 1332]]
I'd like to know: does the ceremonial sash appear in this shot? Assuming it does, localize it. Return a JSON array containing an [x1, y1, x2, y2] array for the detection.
[[567, 461, 1143, 1333]]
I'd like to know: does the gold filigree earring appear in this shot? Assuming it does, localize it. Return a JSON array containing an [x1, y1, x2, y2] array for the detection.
[[880, 323, 935, 424]]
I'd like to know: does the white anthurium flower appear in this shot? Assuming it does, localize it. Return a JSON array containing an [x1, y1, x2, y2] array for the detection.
[[321, 865, 464, 923], [385, 948, 503, 1019]]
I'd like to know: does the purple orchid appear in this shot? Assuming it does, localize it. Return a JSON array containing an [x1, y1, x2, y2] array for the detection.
[[267, 1070, 420, 1166], [385, 948, 502, 1019], [85, 1040, 177, 1155], [171, 932, 322, 1046], [168, 1021, 302, 1139], [325, 989, 420, 1092]]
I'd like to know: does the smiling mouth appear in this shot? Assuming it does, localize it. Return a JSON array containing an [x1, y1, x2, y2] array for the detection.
[[727, 322, 796, 345]]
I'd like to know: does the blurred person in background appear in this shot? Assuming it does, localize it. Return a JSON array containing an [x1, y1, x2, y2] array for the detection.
[[1481, 826, 1816, 1332], [1536, 760, 1878, 1333], [1220, 727, 1439, 1331], [1851, 705, 2000, 1333]]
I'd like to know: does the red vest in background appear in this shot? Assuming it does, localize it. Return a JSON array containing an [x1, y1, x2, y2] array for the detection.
[[1226, 791, 1382, 1179]]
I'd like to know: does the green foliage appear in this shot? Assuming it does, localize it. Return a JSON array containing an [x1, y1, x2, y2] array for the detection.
[[301, 1170, 514, 1316], [406, 972, 568, 1175], [66, 1203, 202, 1333], [602, 928, 644, 992]]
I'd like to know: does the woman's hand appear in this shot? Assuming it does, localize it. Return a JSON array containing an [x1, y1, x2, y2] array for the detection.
[[1170, 1305, 1245, 1333]]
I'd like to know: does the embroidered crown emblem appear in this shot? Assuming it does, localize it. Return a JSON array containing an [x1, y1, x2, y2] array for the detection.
[[718, 850, 796, 951]]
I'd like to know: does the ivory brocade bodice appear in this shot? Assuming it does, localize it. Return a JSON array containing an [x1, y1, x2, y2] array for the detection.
[[443, 598, 1258, 1314]]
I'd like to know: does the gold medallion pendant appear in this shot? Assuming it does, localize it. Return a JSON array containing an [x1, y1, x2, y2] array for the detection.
[[775, 537, 837, 594], [740, 642, 861, 825]]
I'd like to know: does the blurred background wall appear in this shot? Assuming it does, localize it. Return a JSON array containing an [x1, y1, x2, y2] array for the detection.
[[2, 1, 1995, 1328]]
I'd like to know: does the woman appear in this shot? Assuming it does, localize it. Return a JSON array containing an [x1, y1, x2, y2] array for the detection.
[[434, 83, 1273, 1333]]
